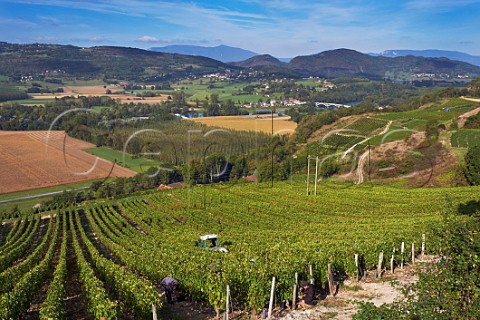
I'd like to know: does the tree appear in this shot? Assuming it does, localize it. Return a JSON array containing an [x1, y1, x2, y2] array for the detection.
[[464, 146, 480, 185]]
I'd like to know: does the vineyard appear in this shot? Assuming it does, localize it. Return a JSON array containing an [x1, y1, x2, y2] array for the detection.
[[0, 180, 479, 319], [321, 134, 364, 149], [343, 117, 388, 136], [450, 129, 480, 148]]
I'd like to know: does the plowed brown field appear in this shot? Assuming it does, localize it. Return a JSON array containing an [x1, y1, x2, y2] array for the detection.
[[0, 131, 136, 194]]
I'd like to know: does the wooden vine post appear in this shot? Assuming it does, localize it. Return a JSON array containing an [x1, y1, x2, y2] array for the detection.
[[401, 242, 405, 269], [152, 303, 157, 320], [377, 252, 383, 279], [354, 254, 359, 281], [412, 243, 415, 266], [268, 277, 275, 319], [390, 253, 394, 274], [327, 264, 335, 295], [225, 285, 230, 320], [422, 233, 426, 256], [292, 272, 298, 310]]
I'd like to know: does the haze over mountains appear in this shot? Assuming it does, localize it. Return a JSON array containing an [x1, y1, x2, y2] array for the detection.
[[149, 45, 259, 63], [150, 44, 480, 67], [149, 44, 292, 63], [373, 50, 480, 67]]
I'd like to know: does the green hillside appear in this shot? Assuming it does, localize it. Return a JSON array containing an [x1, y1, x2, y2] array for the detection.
[[0, 42, 230, 82]]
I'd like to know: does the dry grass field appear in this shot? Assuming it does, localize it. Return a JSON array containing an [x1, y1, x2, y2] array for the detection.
[[31, 85, 169, 104], [189, 115, 297, 135], [0, 131, 136, 194]]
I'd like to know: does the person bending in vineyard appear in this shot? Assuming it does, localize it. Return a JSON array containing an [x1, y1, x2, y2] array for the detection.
[[298, 281, 315, 308], [161, 277, 179, 304]]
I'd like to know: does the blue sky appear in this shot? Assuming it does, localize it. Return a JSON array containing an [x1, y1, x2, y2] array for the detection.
[[1, 0, 480, 57]]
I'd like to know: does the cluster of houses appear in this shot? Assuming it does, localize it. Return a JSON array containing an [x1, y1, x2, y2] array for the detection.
[[414, 73, 471, 79]]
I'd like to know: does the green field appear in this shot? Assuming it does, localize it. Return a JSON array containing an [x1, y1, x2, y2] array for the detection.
[[374, 98, 477, 125], [343, 117, 388, 136], [368, 126, 414, 145], [451, 129, 480, 148], [157, 79, 281, 104], [0, 180, 101, 212], [85, 147, 161, 172], [91, 106, 109, 113], [322, 133, 364, 148], [0, 98, 54, 105]]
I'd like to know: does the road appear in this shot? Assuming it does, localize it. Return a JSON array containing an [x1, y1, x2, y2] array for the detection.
[[0, 186, 90, 204]]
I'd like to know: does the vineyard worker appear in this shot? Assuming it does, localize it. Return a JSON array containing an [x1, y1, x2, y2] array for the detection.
[[161, 277, 179, 304], [298, 281, 315, 308]]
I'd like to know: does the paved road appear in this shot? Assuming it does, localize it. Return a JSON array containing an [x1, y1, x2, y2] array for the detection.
[[0, 186, 90, 204]]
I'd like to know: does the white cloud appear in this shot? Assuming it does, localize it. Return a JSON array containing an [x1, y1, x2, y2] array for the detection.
[[136, 35, 159, 43]]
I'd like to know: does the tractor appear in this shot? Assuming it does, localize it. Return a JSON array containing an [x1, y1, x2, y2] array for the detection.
[[195, 234, 228, 253]]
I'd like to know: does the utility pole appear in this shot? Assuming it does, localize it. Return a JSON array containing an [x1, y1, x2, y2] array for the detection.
[[368, 141, 371, 182], [314, 156, 319, 195], [306, 155, 310, 195]]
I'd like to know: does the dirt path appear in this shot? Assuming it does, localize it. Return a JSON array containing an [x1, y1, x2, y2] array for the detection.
[[277, 260, 426, 320], [356, 150, 369, 184], [341, 121, 392, 160], [457, 105, 480, 128], [64, 225, 94, 320]]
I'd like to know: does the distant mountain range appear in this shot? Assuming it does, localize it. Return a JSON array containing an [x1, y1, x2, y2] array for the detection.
[[149, 45, 258, 63], [286, 48, 480, 79], [372, 49, 480, 67], [149, 44, 292, 63], [1, 42, 479, 81], [0, 42, 229, 81]]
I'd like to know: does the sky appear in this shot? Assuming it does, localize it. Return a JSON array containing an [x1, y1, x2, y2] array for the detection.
[[1, 0, 480, 58]]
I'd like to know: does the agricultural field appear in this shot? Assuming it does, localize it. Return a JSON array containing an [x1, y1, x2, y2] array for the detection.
[[0, 180, 478, 319], [0, 131, 135, 194], [321, 133, 364, 148], [374, 98, 478, 127], [189, 114, 297, 135], [450, 129, 480, 148], [85, 147, 162, 172], [161, 79, 280, 104], [343, 117, 388, 136]]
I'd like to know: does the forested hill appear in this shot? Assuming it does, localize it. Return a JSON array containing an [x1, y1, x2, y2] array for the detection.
[[0, 42, 230, 81], [2, 42, 480, 81], [287, 48, 480, 79]]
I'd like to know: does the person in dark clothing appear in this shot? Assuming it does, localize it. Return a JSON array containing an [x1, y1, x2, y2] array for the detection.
[[298, 281, 315, 308], [161, 277, 179, 304]]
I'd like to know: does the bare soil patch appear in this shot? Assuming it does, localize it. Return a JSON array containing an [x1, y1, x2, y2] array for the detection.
[[0, 131, 135, 194], [276, 260, 427, 320], [457, 105, 480, 128]]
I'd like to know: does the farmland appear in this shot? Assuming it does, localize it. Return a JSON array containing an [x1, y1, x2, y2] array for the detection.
[[451, 129, 480, 147], [85, 147, 162, 172], [0, 179, 478, 319], [0, 131, 135, 194], [189, 114, 297, 134], [374, 98, 478, 127]]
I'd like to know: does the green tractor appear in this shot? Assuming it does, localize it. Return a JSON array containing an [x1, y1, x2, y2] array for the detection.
[[195, 234, 228, 253]]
